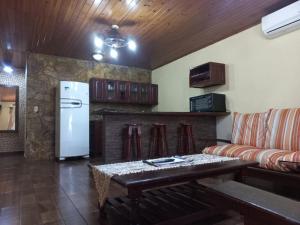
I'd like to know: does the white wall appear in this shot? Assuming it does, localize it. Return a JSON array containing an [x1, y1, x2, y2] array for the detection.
[[152, 25, 300, 139]]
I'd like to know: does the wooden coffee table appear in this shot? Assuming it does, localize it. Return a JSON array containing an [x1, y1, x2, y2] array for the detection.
[[104, 160, 258, 225]]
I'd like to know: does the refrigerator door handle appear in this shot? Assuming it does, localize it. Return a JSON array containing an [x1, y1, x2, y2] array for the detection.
[[60, 98, 82, 108]]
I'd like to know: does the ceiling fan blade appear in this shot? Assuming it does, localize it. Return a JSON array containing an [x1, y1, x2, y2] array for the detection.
[[93, 17, 112, 26], [119, 19, 138, 27]]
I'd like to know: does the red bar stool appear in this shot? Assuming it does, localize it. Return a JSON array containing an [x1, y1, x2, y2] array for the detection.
[[177, 123, 196, 155], [123, 124, 142, 161], [149, 123, 169, 158]]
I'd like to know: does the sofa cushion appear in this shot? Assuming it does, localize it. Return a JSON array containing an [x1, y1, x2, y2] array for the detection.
[[234, 148, 293, 172], [231, 112, 267, 148], [203, 145, 294, 172], [265, 108, 300, 151], [203, 144, 262, 158]]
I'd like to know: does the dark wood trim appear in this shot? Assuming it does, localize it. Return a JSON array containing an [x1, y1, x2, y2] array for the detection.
[[199, 138, 232, 144], [104, 183, 225, 225], [113, 161, 257, 189], [96, 111, 231, 117], [243, 166, 300, 188], [0, 151, 24, 156], [108, 160, 256, 225], [204, 181, 300, 225]]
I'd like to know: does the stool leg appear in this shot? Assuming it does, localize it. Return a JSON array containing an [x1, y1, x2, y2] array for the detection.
[[132, 127, 137, 160], [136, 126, 142, 160], [186, 127, 191, 154], [158, 127, 163, 157], [149, 127, 157, 158], [189, 127, 196, 153], [124, 126, 133, 161], [162, 125, 169, 156], [177, 126, 183, 155]]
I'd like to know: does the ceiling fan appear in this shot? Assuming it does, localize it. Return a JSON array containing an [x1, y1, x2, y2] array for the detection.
[[92, 18, 138, 61]]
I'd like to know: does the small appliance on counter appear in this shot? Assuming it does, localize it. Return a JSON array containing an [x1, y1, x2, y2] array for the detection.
[[55, 81, 89, 160], [190, 93, 226, 112]]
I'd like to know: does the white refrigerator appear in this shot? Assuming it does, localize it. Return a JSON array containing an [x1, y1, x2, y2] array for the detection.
[[55, 81, 89, 160]]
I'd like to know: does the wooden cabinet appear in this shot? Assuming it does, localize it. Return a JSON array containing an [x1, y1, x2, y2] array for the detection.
[[189, 62, 225, 88], [139, 83, 151, 104], [90, 78, 158, 105], [90, 78, 103, 102], [150, 84, 158, 105], [103, 80, 118, 102], [117, 81, 129, 102], [129, 82, 139, 103]]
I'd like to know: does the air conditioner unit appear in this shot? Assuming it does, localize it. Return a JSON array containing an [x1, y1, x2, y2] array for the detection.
[[262, 1, 300, 38]]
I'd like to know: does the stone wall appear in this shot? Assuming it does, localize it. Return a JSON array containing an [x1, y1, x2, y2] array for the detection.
[[26, 53, 151, 160], [0, 69, 26, 153]]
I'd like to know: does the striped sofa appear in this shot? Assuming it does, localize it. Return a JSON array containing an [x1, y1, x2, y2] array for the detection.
[[203, 108, 300, 172]]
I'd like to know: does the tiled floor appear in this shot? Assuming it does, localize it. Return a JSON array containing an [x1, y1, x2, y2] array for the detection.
[[0, 154, 242, 225]]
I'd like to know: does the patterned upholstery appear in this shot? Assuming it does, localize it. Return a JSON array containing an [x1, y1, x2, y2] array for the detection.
[[203, 145, 293, 172], [204, 108, 300, 172], [265, 108, 300, 151], [247, 149, 292, 171], [203, 144, 261, 158], [231, 112, 267, 148], [282, 151, 300, 162]]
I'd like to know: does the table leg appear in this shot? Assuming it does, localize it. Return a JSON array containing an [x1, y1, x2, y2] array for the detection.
[[130, 196, 141, 225], [98, 202, 107, 225]]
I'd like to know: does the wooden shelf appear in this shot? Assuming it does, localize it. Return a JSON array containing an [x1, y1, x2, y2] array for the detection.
[[190, 62, 225, 88]]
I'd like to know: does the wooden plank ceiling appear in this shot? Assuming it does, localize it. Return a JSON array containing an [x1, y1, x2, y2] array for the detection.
[[0, 0, 297, 69]]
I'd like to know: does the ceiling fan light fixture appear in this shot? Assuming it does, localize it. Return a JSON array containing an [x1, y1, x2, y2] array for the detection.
[[3, 65, 13, 74], [94, 36, 104, 48], [92, 52, 104, 61], [126, 0, 137, 8], [110, 48, 118, 59], [128, 39, 137, 51]]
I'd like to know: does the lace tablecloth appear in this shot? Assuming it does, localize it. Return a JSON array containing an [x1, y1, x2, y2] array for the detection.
[[92, 154, 238, 207]]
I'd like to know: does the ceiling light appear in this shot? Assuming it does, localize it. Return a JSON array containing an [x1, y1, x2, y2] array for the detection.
[[110, 48, 118, 59], [7, 43, 12, 50], [93, 0, 101, 6], [128, 39, 137, 51], [3, 65, 13, 74], [94, 36, 103, 48], [92, 52, 104, 61], [126, 0, 137, 8]]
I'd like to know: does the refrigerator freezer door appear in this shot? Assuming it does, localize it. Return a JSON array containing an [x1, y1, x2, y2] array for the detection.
[[60, 81, 89, 104], [59, 104, 89, 157]]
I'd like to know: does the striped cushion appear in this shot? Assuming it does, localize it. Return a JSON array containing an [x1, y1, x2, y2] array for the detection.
[[282, 151, 300, 162], [240, 149, 291, 171], [203, 144, 262, 158], [231, 112, 267, 148], [203, 145, 294, 172], [265, 108, 300, 151]]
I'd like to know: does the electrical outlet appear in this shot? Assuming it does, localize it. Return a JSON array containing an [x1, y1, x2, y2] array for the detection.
[[33, 106, 39, 113]]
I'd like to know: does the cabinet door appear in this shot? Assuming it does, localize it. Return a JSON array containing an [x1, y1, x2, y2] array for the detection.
[[139, 83, 151, 104], [129, 82, 139, 103], [90, 79, 103, 102], [150, 84, 158, 105], [103, 80, 117, 102], [117, 81, 129, 102]]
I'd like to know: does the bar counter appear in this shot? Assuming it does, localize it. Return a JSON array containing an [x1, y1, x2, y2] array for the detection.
[[90, 111, 230, 163]]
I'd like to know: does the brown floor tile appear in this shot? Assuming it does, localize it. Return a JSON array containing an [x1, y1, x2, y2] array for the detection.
[[40, 210, 62, 224], [0, 154, 244, 225]]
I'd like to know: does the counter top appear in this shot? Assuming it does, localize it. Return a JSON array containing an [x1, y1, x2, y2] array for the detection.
[[95, 111, 230, 117]]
